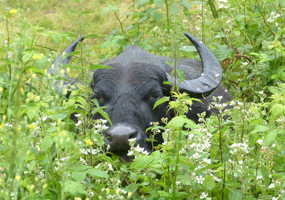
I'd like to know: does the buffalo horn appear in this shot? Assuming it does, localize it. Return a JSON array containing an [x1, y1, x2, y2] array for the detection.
[[171, 33, 222, 98], [48, 36, 84, 93]]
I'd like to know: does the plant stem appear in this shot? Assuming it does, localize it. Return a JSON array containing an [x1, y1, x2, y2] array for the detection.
[[164, 0, 170, 33], [256, 0, 276, 38], [5, 14, 11, 79], [173, 127, 182, 199]]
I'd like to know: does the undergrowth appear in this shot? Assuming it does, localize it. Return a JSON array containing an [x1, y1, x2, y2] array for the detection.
[[0, 0, 284, 199]]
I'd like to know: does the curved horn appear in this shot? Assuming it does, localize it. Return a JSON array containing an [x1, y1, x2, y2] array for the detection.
[[48, 36, 84, 93], [170, 33, 222, 98]]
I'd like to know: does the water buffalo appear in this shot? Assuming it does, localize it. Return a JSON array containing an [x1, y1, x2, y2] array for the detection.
[[48, 33, 232, 161]]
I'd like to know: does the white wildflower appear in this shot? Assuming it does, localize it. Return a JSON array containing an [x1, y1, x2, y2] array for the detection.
[[200, 192, 208, 199]]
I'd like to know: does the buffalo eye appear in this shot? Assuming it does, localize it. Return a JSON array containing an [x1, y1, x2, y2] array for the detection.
[[91, 92, 102, 100], [151, 91, 163, 100]]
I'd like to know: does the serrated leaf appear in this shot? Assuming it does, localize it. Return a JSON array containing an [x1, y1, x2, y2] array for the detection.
[[86, 169, 109, 178], [154, 0, 164, 8], [270, 104, 285, 117], [228, 189, 242, 200], [259, 166, 270, 186], [40, 137, 54, 151], [263, 130, 277, 146], [27, 108, 38, 120], [72, 171, 87, 182], [153, 96, 169, 109], [131, 156, 154, 170], [63, 180, 87, 195], [137, 0, 150, 9], [89, 64, 114, 71], [203, 176, 216, 191], [170, 3, 179, 15], [150, 12, 162, 21], [249, 125, 269, 134]]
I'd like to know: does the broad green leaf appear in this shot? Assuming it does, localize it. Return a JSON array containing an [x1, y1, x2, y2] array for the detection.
[[249, 125, 269, 134], [154, 0, 164, 8], [259, 166, 270, 186], [75, 165, 92, 171], [153, 96, 169, 109], [131, 156, 154, 170], [72, 171, 87, 182], [89, 64, 114, 71], [137, 0, 150, 9], [158, 190, 171, 198], [181, 0, 192, 9], [27, 108, 38, 120], [270, 104, 285, 117], [263, 130, 277, 146], [170, 3, 179, 15], [86, 169, 109, 178], [40, 137, 54, 151], [150, 12, 162, 21], [203, 176, 216, 191], [63, 180, 87, 195], [228, 189, 242, 200], [166, 116, 198, 129]]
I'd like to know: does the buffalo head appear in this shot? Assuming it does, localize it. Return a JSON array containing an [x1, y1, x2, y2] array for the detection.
[[48, 33, 225, 161]]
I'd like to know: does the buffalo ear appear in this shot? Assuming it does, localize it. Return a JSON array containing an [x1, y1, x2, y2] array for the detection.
[[167, 33, 222, 98], [48, 36, 84, 94]]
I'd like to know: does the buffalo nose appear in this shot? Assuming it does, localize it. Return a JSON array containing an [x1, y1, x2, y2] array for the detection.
[[105, 125, 138, 152]]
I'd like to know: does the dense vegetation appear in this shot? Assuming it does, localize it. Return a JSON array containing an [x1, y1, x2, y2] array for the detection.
[[0, 0, 284, 199]]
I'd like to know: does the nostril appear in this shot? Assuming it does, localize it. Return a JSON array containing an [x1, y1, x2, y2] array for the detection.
[[129, 132, 138, 140]]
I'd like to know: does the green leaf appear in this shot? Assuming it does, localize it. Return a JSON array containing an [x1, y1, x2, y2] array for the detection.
[[137, 0, 150, 9], [97, 109, 113, 127], [179, 46, 196, 52], [86, 169, 109, 178], [131, 156, 154, 170], [270, 104, 285, 117], [153, 96, 169, 109], [181, 0, 192, 9], [89, 64, 114, 71], [166, 116, 198, 129], [203, 176, 216, 191], [72, 171, 87, 182], [154, 0, 164, 8], [259, 166, 270, 186], [81, 11, 93, 15], [263, 130, 277, 146], [27, 108, 38, 120], [170, 3, 179, 15], [249, 125, 269, 134], [63, 180, 87, 195], [85, 34, 101, 39], [228, 189, 242, 200], [158, 190, 171, 198], [40, 137, 54, 151], [150, 12, 162, 21]]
